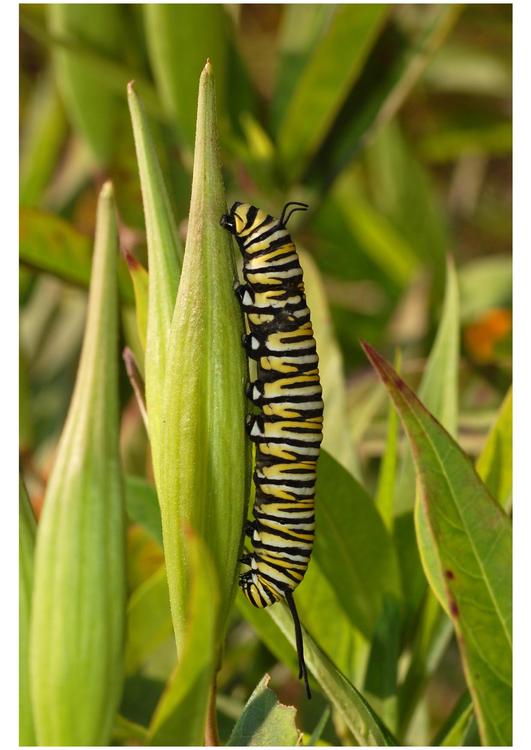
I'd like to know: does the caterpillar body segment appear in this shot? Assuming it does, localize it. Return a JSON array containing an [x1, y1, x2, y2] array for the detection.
[[221, 200, 321, 699]]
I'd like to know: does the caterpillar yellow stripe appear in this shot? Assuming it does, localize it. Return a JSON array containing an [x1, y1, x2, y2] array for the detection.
[[221, 200, 322, 699]]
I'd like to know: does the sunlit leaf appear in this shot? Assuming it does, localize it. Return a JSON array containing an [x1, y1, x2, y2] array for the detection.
[[363, 342, 512, 746], [227, 674, 300, 746], [19, 479, 37, 746], [147, 531, 219, 746]]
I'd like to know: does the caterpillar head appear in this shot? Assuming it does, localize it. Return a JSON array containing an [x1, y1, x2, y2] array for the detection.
[[219, 201, 245, 235]]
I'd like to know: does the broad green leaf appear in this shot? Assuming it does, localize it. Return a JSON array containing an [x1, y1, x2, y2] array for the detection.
[[20, 70, 67, 207], [300, 249, 359, 478], [125, 475, 162, 545], [31, 183, 127, 745], [227, 674, 300, 746], [399, 257, 460, 512], [362, 343, 512, 746], [157, 62, 250, 652], [268, 603, 396, 746], [147, 531, 219, 746], [19, 479, 37, 746], [430, 692, 474, 746], [476, 387, 512, 511], [307, 5, 461, 191], [128, 82, 183, 475], [143, 5, 229, 154], [363, 595, 401, 732], [123, 249, 149, 351], [277, 4, 387, 181], [313, 450, 401, 640], [48, 4, 123, 163], [270, 5, 335, 131], [125, 565, 172, 675], [19, 207, 134, 302], [458, 255, 512, 323], [236, 597, 299, 678], [375, 350, 401, 531]]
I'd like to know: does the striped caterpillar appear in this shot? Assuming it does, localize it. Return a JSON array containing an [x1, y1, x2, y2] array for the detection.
[[221, 201, 323, 698]]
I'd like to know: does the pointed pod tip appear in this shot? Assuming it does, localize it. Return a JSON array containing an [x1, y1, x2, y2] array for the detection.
[[127, 79, 136, 95], [100, 181, 114, 200], [202, 58, 213, 78]]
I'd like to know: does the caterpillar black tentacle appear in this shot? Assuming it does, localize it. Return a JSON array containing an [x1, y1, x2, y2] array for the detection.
[[221, 200, 322, 700]]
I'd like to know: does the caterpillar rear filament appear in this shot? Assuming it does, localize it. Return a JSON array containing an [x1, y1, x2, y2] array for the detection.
[[220, 200, 323, 699]]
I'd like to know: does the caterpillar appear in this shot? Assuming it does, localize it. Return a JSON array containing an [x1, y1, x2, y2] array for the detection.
[[220, 200, 323, 699]]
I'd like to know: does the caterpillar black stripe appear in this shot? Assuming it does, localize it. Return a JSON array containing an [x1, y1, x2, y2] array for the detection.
[[221, 200, 322, 699]]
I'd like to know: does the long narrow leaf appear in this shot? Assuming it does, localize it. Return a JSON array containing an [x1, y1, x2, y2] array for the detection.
[[362, 342, 512, 746], [19, 479, 37, 745]]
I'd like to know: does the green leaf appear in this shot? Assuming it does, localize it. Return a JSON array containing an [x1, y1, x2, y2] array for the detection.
[[30, 183, 127, 745], [299, 249, 359, 478], [363, 595, 401, 731], [19, 207, 134, 302], [122, 249, 149, 351], [127, 82, 183, 474], [430, 692, 474, 746], [125, 475, 162, 545], [147, 531, 219, 746], [48, 4, 123, 163], [419, 121, 512, 163], [227, 674, 300, 746], [125, 565, 173, 675], [270, 5, 335, 132], [307, 5, 461, 191], [277, 4, 387, 181], [157, 62, 250, 652], [476, 387, 512, 511], [143, 5, 229, 153], [268, 603, 396, 746], [313, 450, 401, 639], [19, 479, 37, 746], [362, 342, 512, 746], [375, 350, 401, 531], [20, 70, 67, 207]]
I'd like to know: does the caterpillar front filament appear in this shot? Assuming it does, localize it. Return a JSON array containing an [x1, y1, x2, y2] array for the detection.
[[220, 201, 323, 699]]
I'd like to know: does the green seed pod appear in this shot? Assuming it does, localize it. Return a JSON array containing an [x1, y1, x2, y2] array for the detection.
[[19, 479, 36, 745], [157, 61, 250, 653], [30, 182, 126, 745]]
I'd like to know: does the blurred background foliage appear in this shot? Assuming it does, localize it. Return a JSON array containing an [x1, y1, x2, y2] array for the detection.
[[20, 3, 511, 746]]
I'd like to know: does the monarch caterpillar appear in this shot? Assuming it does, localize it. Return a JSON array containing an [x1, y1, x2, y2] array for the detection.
[[220, 200, 323, 699]]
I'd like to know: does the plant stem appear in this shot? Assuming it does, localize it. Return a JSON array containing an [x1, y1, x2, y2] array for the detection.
[[204, 678, 220, 746]]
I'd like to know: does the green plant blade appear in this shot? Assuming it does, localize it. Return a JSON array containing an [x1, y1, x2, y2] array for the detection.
[[143, 5, 229, 154], [125, 565, 172, 675], [227, 674, 300, 746], [158, 62, 250, 653], [277, 4, 387, 182], [307, 5, 461, 192], [20, 69, 67, 208], [147, 531, 219, 746], [299, 249, 359, 477], [122, 249, 149, 351], [375, 350, 401, 531], [30, 182, 127, 745], [313, 450, 401, 640], [127, 82, 183, 472], [19, 207, 134, 302], [19, 479, 37, 746], [430, 692, 474, 746], [268, 603, 396, 746], [48, 3, 122, 163], [125, 475, 162, 545], [362, 342, 512, 746], [476, 387, 512, 511]]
